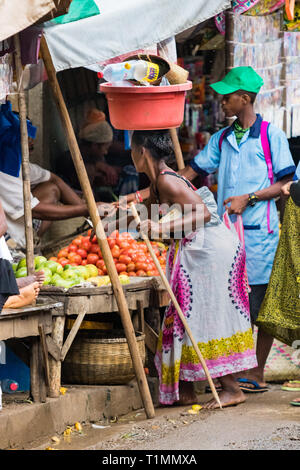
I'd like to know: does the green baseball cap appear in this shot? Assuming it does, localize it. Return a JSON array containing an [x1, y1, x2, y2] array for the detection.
[[210, 66, 264, 95]]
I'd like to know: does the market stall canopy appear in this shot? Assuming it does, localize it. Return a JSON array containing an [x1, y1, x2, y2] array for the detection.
[[42, 0, 231, 72], [0, 0, 57, 42]]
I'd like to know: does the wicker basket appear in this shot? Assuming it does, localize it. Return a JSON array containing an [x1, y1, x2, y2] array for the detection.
[[62, 330, 146, 385]]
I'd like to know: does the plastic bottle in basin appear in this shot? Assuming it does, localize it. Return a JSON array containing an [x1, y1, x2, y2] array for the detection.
[[102, 60, 159, 85]]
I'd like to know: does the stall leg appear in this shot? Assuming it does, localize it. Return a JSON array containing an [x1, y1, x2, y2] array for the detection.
[[48, 316, 65, 398], [30, 338, 40, 402]]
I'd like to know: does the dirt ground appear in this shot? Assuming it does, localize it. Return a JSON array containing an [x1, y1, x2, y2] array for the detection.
[[25, 384, 300, 451]]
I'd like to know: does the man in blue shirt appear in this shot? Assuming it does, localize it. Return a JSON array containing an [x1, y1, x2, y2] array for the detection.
[[182, 66, 296, 392], [126, 66, 296, 393]]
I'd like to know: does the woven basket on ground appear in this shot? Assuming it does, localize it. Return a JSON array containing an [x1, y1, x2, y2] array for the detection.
[[62, 330, 146, 385]]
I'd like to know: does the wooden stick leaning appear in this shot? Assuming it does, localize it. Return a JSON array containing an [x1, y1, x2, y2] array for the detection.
[[13, 34, 35, 275], [40, 36, 155, 419], [169, 128, 185, 170], [130, 202, 222, 409]]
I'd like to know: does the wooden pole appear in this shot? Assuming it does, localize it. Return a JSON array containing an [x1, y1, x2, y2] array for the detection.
[[48, 315, 65, 398], [130, 202, 222, 409], [225, 9, 235, 74], [40, 36, 155, 419], [13, 34, 35, 275], [169, 128, 185, 170]]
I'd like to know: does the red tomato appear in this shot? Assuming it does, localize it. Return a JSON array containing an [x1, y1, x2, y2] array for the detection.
[[58, 257, 69, 267], [135, 262, 148, 272], [90, 244, 101, 255], [57, 248, 69, 258], [128, 271, 137, 276], [98, 269, 104, 276], [77, 248, 87, 259], [87, 253, 100, 265], [102, 266, 107, 274], [96, 259, 105, 269], [115, 263, 127, 273], [72, 254, 82, 265], [68, 244, 78, 253], [111, 246, 120, 259], [108, 238, 116, 249], [119, 271, 128, 276], [127, 263, 136, 273], [81, 239, 92, 252], [72, 238, 82, 247], [49, 256, 58, 262], [81, 259, 88, 266], [146, 270, 155, 277], [119, 241, 131, 250], [119, 255, 132, 265], [136, 270, 147, 277]]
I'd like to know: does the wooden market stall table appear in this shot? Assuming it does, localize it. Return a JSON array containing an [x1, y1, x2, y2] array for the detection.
[[0, 299, 63, 402], [38, 276, 170, 372]]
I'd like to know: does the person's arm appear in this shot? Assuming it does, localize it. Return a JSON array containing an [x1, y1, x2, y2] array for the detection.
[[139, 175, 211, 238], [224, 174, 294, 215], [48, 172, 84, 206], [0, 201, 8, 237]]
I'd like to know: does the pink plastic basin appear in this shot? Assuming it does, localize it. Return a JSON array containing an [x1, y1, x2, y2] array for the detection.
[[100, 81, 192, 130]]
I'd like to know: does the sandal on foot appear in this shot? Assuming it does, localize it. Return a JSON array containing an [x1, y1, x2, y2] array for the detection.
[[281, 381, 300, 392], [205, 385, 222, 394], [237, 378, 269, 393], [290, 398, 300, 406]]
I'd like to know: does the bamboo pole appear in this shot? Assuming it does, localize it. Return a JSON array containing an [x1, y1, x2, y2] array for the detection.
[[169, 128, 185, 170], [40, 36, 155, 419], [13, 34, 35, 275], [130, 202, 222, 409]]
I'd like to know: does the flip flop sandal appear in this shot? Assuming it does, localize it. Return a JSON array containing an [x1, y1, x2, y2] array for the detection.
[[281, 381, 300, 392], [205, 385, 222, 394], [237, 378, 269, 393], [290, 399, 300, 406]]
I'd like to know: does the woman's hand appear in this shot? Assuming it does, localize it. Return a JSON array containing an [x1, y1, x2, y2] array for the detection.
[[138, 219, 161, 238], [281, 181, 293, 197]]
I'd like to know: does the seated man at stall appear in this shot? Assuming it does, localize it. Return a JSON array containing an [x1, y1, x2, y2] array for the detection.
[[0, 110, 115, 250]]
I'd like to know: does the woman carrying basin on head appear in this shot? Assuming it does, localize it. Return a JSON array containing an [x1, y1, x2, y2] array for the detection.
[[129, 129, 257, 409]]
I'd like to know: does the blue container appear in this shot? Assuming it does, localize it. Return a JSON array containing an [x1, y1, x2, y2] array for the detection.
[[0, 345, 30, 392]]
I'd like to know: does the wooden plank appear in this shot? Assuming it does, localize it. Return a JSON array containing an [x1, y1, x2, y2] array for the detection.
[[144, 322, 158, 355], [38, 324, 50, 387], [60, 312, 86, 361], [137, 300, 145, 334], [30, 338, 40, 402], [45, 336, 61, 361], [48, 316, 65, 398], [38, 341, 47, 402]]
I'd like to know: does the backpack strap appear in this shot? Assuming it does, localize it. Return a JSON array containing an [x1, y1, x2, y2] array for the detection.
[[218, 129, 227, 152], [260, 121, 274, 234]]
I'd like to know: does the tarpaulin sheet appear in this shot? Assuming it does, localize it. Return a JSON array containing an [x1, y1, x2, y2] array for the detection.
[[0, 0, 55, 41], [43, 0, 230, 71]]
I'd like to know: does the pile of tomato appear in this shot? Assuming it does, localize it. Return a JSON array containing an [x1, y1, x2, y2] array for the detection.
[[50, 229, 168, 277]]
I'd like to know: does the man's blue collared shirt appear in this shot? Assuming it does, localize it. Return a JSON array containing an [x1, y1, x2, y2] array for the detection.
[[190, 114, 296, 285]]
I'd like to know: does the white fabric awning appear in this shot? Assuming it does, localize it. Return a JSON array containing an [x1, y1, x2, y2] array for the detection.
[[0, 0, 56, 41], [43, 0, 230, 71]]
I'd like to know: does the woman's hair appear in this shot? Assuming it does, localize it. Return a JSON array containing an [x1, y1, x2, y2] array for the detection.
[[131, 130, 174, 161]]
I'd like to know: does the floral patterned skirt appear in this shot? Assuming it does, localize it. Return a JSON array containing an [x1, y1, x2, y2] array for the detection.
[[256, 198, 300, 346], [154, 222, 257, 405]]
